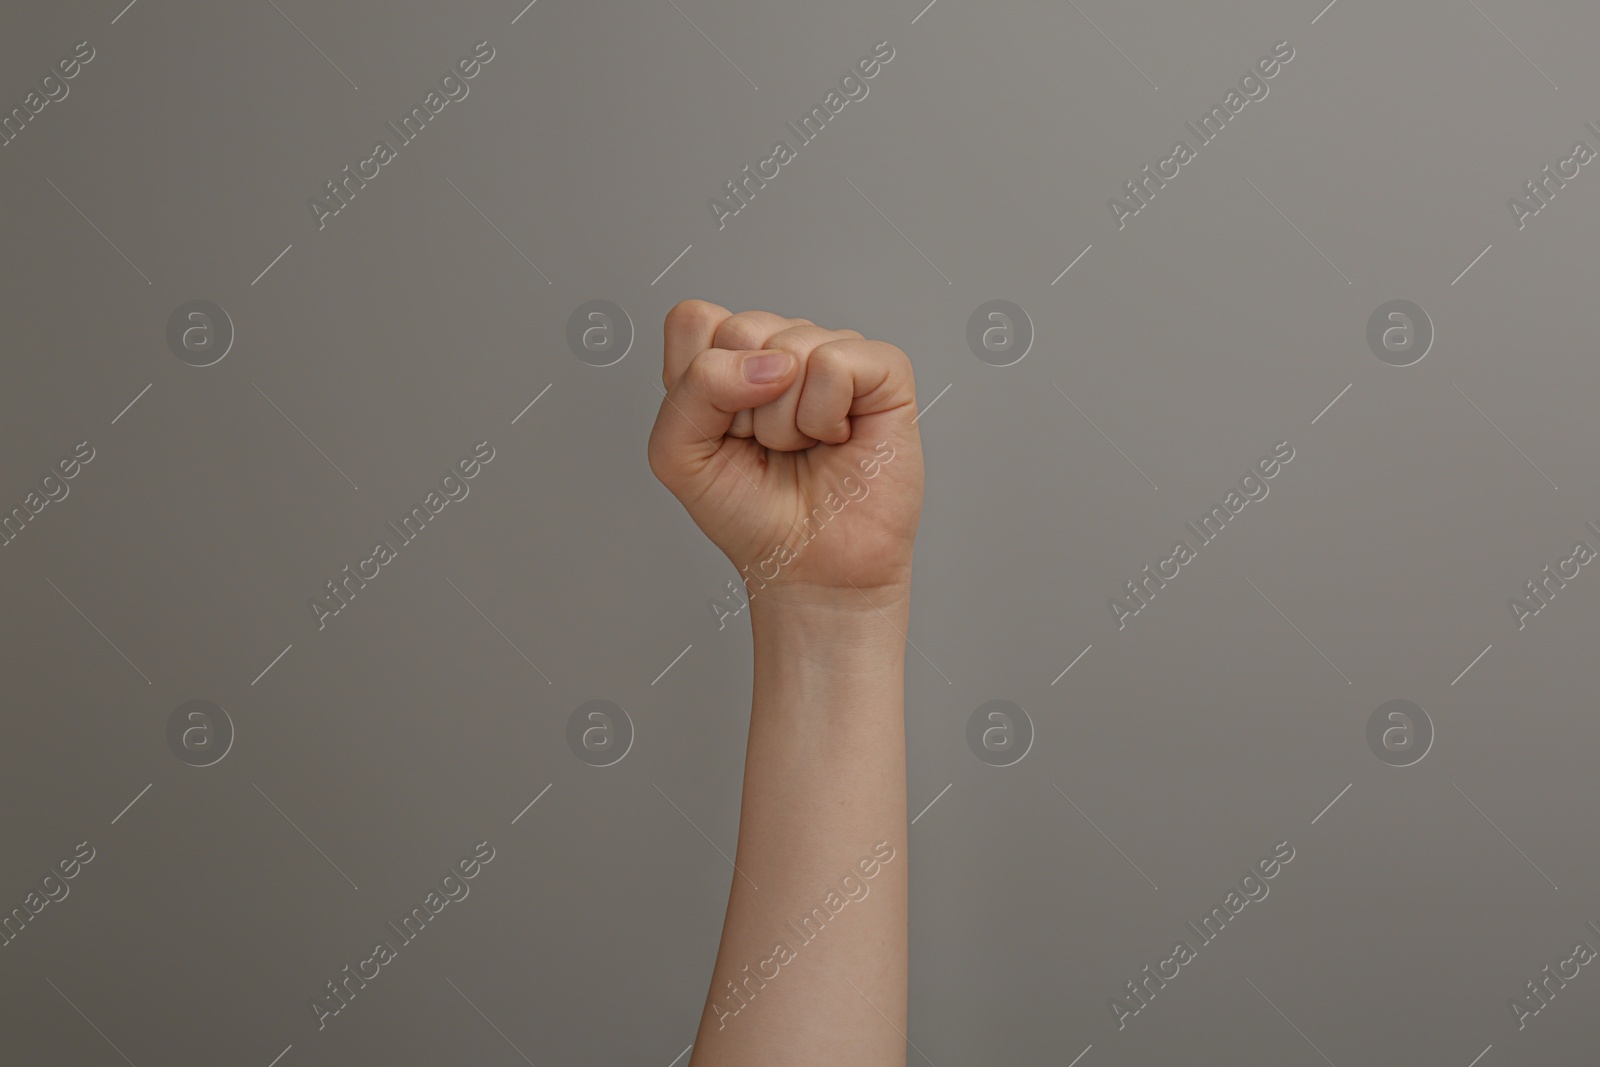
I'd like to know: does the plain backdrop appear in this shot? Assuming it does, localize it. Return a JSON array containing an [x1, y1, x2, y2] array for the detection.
[[2, 0, 1598, 1063]]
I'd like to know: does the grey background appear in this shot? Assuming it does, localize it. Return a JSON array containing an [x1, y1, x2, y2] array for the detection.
[[2, 0, 1597, 1063]]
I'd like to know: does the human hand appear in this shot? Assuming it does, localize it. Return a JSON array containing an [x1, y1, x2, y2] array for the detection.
[[647, 300, 924, 608]]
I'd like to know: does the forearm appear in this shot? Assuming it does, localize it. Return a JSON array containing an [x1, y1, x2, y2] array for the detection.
[[689, 587, 911, 1066]]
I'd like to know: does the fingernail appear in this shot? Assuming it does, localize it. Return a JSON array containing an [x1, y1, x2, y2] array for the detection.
[[742, 351, 792, 383]]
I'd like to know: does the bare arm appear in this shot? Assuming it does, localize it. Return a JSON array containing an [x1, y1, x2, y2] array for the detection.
[[647, 300, 923, 1067], [692, 590, 910, 1063]]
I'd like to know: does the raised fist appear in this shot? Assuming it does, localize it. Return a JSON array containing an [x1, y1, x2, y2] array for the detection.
[[647, 300, 924, 606]]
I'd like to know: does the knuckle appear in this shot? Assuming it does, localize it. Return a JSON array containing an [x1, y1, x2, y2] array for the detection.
[[809, 338, 858, 370], [797, 410, 846, 443], [715, 310, 782, 350], [879, 339, 914, 378], [682, 349, 724, 394], [720, 309, 762, 329], [805, 342, 846, 375], [666, 298, 723, 334]]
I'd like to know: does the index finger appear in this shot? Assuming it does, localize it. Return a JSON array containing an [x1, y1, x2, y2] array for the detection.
[[663, 299, 733, 389]]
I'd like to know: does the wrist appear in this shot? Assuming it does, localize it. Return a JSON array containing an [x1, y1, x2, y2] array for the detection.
[[748, 582, 911, 668]]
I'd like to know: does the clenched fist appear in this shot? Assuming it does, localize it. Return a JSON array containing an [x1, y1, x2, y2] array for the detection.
[[647, 300, 924, 607]]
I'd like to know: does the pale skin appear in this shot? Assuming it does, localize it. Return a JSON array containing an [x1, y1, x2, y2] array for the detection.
[[647, 300, 923, 1067]]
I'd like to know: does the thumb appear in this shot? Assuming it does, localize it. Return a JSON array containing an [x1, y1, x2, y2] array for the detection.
[[648, 348, 797, 490]]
